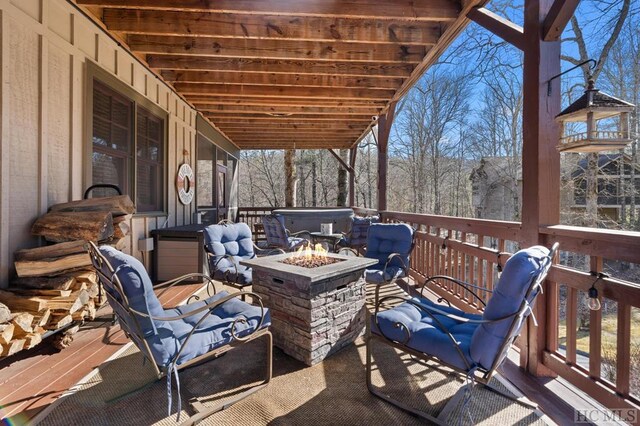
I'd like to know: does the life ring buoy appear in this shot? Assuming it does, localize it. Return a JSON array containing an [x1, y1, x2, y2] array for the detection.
[[176, 163, 195, 205]]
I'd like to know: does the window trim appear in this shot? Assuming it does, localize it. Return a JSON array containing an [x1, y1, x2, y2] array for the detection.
[[85, 61, 169, 216]]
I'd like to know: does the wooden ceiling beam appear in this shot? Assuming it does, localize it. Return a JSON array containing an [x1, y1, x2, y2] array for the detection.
[[187, 96, 386, 108], [103, 9, 443, 45], [216, 123, 367, 130], [194, 104, 380, 115], [148, 55, 415, 78], [127, 35, 427, 63], [175, 83, 394, 100], [466, 7, 524, 51], [207, 114, 373, 122], [161, 70, 403, 90], [205, 112, 374, 120], [543, 0, 580, 41], [207, 117, 373, 124], [78, 0, 461, 22]]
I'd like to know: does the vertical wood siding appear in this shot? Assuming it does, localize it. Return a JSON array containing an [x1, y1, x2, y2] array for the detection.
[[0, 0, 199, 286]]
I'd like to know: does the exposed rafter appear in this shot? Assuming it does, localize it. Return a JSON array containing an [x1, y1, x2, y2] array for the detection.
[[543, 0, 581, 41], [467, 7, 524, 51]]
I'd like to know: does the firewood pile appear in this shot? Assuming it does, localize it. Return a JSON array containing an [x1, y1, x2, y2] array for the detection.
[[0, 195, 134, 357]]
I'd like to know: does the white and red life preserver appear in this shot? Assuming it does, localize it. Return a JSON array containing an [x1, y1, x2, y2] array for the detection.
[[176, 163, 195, 205]]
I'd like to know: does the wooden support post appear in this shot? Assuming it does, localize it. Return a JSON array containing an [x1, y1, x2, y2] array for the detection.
[[521, 0, 562, 377], [284, 149, 296, 207], [376, 103, 396, 212], [349, 147, 357, 207]]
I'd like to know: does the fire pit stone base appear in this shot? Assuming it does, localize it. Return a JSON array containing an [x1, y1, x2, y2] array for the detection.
[[252, 268, 368, 366]]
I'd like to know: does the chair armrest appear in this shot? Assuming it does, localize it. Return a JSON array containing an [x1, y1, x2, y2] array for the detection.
[[338, 247, 359, 256], [156, 273, 217, 300], [422, 275, 490, 307], [377, 253, 408, 285], [253, 244, 285, 257]]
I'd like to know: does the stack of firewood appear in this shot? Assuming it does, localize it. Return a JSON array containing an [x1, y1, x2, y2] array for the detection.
[[31, 195, 134, 250], [0, 195, 134, 357]]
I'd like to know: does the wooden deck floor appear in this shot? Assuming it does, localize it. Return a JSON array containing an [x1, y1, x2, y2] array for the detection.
[[0, 283, 203, 425]]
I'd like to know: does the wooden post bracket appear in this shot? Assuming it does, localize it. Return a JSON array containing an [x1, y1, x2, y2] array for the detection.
[[467, 7, 524, 51]]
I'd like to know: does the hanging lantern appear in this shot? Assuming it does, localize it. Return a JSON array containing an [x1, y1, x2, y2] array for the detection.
[[556, 80, 635, 153]]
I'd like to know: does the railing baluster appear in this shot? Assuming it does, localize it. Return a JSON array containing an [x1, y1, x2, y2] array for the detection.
[[616, 303, 631, 396], [589, 256, 603, 379], [567, 286, 578, 365], [477, 234, 485, 305]]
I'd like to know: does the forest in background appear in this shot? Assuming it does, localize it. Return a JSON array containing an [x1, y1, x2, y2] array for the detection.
[[239, 0, 640, 231]]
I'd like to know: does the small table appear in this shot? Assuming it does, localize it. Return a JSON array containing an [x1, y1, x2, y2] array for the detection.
[[310, 232, 343, 252]]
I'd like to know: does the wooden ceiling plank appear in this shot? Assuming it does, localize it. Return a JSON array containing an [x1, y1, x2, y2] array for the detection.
[[128, 34, 427, 63], [161, 70, 403, 90], [187, 96, 386, 108], [208, 117, 373, 124], [176, 83, 394, 100], [147, 55, 415, 78], [78, 0, 461, 22], [193, 104, 380, 115], [217, 123, 367, 130], [103, 9, 443, 45]]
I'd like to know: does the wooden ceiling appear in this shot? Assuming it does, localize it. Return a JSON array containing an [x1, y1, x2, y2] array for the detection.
[[77, 0, 481, 150]]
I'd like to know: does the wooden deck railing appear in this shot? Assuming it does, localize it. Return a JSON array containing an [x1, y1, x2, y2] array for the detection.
[[237, 204, 640, 411], [237, 206, 273, 242], [376, 210, 640, 413]]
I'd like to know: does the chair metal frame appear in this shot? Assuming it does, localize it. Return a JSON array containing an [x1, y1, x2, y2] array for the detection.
[[366, 243, 559, 424], [87, 241, 272, 426]]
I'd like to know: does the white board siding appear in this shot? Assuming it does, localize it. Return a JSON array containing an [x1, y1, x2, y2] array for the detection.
[[0, 0, 209, 286]]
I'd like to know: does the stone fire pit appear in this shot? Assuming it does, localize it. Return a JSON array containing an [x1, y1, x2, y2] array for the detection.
[[241, 251, 377, 366]]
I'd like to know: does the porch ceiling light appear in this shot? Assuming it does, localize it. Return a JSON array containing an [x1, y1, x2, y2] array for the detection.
[[556, 79, 635, 153]]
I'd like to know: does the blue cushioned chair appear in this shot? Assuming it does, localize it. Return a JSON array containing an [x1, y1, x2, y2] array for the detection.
[[367, 243, 559, 423], [336, 215, 379, 254], [350, 223, 415, 292], [261, 214, 310, 251], [203, 222, 282, 298], [87, 242, 272, 424]]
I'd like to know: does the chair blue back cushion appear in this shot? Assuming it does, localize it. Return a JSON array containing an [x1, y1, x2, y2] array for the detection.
[[203, 223, 255, 285], [349, 215, 379, 247], [365, 223, 413, 269], [262, 214, 288, 248], [470, 245, 549, 370], [99, 246, 176, 367]]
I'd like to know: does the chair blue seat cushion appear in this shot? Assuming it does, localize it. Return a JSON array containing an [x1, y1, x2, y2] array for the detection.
[[371, 297, 480, 370], [165, 291, 271, 366], [211, 259, 253, 287], [364, 265, 406, 284]]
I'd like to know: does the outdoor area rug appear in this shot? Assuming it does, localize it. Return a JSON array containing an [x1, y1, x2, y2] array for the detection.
[[36, 285, 549, 425]]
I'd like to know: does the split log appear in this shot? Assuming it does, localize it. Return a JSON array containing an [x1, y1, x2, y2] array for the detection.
[[12, 275, 77, 291], [48, 195, 135, 216], [86, 282, 100, 299], [31, 211, 114, 243], [46, 290, 89, 315], [34, 326, 45, 335], [112, 215, 131, 239], [101, 236, 127, 251], [85, 299, 96, 321], [72, 309, 87, 321], [0, 302, 10, 323], [8, 288, 72, 297], [0, 290, 47, 312], [0, 324, 14, 345], [45, 312, 73, 330], [1, 339, 25, 357], [32, 309, 51, 328], [11, 313, 34, 337], [24, 333, 42, 349], [14, 240, 87, 262], [14, 253, 92, 278], [74, 271, 98, 285], [70, 281, 88, 292]]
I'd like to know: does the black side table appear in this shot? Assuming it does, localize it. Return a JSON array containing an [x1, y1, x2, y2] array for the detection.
[[309, 232, 344, 252]]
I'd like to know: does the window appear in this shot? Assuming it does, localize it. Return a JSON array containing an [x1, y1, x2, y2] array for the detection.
[[91, 79, 166, 213]]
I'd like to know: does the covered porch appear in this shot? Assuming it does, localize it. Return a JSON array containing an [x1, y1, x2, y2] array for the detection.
[[0, 0, 639, 425]]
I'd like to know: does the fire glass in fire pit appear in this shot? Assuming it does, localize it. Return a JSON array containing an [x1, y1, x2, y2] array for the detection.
[[280, 244, 344, 268]]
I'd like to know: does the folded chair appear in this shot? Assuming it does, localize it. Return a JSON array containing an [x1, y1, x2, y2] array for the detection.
[[87, 242, 272, 425], [203, 222, 283, 298], [261, 214, 310, 251], [367, 243, 558, 424]]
